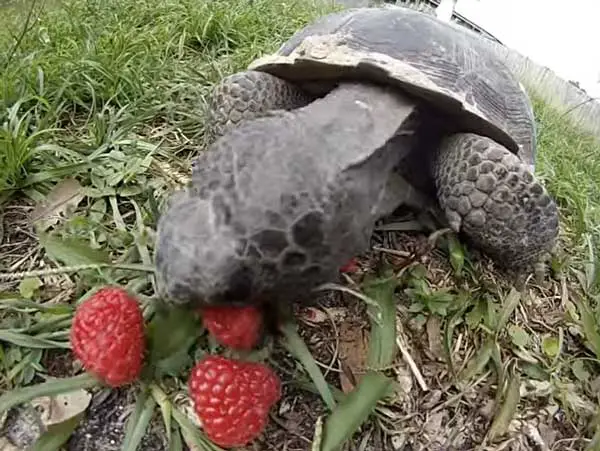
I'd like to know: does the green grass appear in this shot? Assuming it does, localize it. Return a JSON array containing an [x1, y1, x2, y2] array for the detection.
[[2, 0, 600, 449], [0, 0, 335, 195]]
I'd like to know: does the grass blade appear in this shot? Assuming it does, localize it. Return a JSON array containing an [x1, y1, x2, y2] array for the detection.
[[169, 425, 184, 451], [122, 388, 157, 451], [171, 407, 224, 451], [30, 412, 85, 451], [38, 232, 111, 266], [280, 321, 336, 411], [0, 330, 70, 349], [495, 287, 521, 334], [0, 373, 99, 416], [575, 293, 600, 359], [459, 338, 493, 382], [319, 371, 392, 451], [362, 275, 398, 368], [585, 407, 600, 451], [150, 383, 172, 444], [488, 369, 521, 441]]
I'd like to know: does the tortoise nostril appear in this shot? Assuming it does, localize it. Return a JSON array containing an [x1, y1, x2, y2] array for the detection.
[[222, 265, 255, 303]]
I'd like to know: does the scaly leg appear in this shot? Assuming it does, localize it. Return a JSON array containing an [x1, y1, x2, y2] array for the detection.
[[433, 132, 559, 267], [206, 70, 312, 143]]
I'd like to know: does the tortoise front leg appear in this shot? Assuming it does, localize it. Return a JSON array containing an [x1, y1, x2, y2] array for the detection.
[[206, 70, 312, 143], [433, 133, 559, 268]]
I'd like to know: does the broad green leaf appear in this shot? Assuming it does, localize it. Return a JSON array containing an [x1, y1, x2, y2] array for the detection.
[[408, 302, 424, 313], [542, 335, 560, 358], [572, 359, 591, 382], [147, 307, 201, 361], [362, 274, 399, 368], [146, 307, 201, 376], [154, 351, 194, 379], [19, 278, 42, 299], [319, 371, 392, 451], [30, 412, 84, 451], [488, 371, 521, 441], [281, 321, 336, 411], [425, 291, 455, 317], [508, 325, 529, 348], [460, 338, 493, 382], [0, 373, 99, 416], [88, 198, 108, 223], [521, 362, 549, 381], [466, 301, 485, 329], [38, 232, 110, 266], [447, 234, 465, 276]]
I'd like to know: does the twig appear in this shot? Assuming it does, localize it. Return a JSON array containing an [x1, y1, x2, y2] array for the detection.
[[396, 335, 429, 392], [371, 246, 411, 258], [0, 263, 155, 281]]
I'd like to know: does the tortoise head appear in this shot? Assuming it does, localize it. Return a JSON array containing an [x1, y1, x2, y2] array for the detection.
[[154, 190, 257, 309]]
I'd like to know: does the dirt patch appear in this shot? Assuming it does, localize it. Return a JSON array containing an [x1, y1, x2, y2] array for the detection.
[[0, 199, 38, 275], [41, 349, 77, 379], [67, 386, 169, 451], [249, 228, 589, 451]]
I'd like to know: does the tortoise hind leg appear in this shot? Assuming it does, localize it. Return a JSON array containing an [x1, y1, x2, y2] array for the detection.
[[206, 70, 312, 142], [433, 133, 559, 268]]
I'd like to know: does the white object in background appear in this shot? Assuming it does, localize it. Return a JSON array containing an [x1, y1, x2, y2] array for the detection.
[[435, 0, 457, 22]]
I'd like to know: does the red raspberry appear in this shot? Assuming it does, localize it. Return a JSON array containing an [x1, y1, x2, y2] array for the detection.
[[188, 355, 281, 448], [201, 305, 262, 350], [340, 257, 359, 273], [70, 286, 145, 387]]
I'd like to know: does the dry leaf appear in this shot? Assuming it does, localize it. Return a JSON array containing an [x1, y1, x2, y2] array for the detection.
[[324, 307, 349, 322], [299, 307, 347, 325], [31, 178, 84, 231], [172, 391, 203, 451], [300, 307, 329, 324], [488, 372, 521, 441], [338, 321, 370, 393], [173, 392, 201, 427], [523, 423, 549, 451], [426, 315, 443, 361], [31, 389, 92, 427]]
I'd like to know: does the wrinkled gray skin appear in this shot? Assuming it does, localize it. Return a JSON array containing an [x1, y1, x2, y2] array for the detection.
[[155, 7, 559, 309]]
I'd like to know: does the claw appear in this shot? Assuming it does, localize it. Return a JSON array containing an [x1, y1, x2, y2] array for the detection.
[[445, 210, 462, 233]]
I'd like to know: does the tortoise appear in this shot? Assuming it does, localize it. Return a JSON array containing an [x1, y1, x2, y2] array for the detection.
[[155, 6, 559, 309]]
